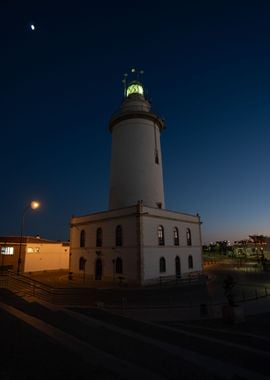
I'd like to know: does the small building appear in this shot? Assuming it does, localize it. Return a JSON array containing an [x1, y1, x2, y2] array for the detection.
[[0, 236, 69, 273]]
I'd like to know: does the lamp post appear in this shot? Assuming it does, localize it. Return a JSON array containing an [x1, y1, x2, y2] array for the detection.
[[17, 200, 40, 275]]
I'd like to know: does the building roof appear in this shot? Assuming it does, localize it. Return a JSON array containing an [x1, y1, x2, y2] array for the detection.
[[70, 204, 201, 225], [0, 236, 69, 245]]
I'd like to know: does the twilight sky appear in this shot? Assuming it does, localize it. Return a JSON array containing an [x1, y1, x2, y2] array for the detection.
[[2, 0, 270, 243]]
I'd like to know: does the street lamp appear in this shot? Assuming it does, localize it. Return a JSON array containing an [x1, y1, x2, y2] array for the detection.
[[17, 200, 40, 275]]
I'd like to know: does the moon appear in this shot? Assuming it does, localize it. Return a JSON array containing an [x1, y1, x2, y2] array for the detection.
[[30, 24, 36, 31]]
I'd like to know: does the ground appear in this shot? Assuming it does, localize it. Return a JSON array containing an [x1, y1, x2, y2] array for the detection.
[[1, 259, 270, 379]]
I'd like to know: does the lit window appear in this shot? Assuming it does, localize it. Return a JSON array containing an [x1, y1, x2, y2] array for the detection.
[[115, 225, 123, 246], [188, 255, 193, 269], [159, 257, 166, 273], [28, 247, 40, 253], [96, 228, 103, 247], [186, 228, 192, 246], [80, 230, 85, 248], [158, 225, 165, 245], [115, 257, 123, 274], [1, 247, 14, 255], [173, 227, 179, 246]]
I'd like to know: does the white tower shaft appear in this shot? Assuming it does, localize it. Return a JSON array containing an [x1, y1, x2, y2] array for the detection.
[[109, 86, 165, 210]]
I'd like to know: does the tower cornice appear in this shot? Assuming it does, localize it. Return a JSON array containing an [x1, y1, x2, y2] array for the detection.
[[109, 110, 165, 132]]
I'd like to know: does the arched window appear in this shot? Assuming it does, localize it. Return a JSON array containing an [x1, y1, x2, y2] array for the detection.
[[158, 225, 165, 246], [188, 255, 193, 269], [79, 256, 86, 271], [80, 230, 85, 247], [186, 228, 192, 246], [115, 257, 123, 274], [115, 225, 123, 246], [159, 257, 166, 273], [173, 227, 179, 246], [96, 228, 103, 247]]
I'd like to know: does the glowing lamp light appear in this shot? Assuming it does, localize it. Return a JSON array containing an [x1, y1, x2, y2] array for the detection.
[[126, 83, 144, 97], [30, 24, 35, 31], [31, 201, 40, 210], [17, 199, 41, 274]]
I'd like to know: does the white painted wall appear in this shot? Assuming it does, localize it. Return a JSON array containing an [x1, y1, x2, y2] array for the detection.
[[141, 208, 202, 283], [70, 206, 203, 285], [70, 207, 139, 282], [109, 94, 165, 210], [72, 247, 139, 282], [142, 247, 202, 283]]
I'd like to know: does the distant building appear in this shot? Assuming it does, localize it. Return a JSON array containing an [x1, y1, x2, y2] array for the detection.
[[0, 236, 69, 273], [70, 77, 202, 285], [233, 235, 270, 258]]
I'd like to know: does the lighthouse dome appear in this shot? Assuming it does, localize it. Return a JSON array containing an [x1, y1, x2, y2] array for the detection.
[[126, 81, 144, 97]]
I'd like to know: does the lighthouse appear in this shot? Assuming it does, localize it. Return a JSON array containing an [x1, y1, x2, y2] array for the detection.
[[70, 72, 202, 286], [109, 80, 165, 210]]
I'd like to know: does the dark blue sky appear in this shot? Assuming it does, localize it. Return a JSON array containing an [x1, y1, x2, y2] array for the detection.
[[2, 0, 270, 243]]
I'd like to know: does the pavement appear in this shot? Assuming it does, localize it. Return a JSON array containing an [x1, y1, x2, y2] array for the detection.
[[1, 288, 270, 380]]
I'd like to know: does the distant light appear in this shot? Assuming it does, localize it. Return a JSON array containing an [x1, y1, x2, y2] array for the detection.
[[30, 24, 36, 31]]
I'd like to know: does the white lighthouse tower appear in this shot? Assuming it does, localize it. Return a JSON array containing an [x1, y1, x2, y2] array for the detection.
[[109, 79, 165, 210], [70, 72, 203, 286]]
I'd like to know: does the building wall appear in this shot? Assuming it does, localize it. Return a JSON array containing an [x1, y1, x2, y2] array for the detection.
[[142, 247, 202, 283], [70, 247, 139, 282], [141, 210, 202, 283], [0, 243, 21, 270], [70, 209, 139, 282], [24, 243, 69, 272], [70, 206, 203, 285], [0, 237, 69, 273], [142, 213, 201, 246]]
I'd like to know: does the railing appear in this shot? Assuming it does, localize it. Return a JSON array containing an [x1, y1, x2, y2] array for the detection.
[[0, 270, 100, 305], [1, 270, 270, 316], [142, 272, 207, 288], [160, 273, 207, 286]]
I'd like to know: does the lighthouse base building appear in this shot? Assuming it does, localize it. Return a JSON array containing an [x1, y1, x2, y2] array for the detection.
[[70, 76, 203, 286], [70, 203, 202, 286]]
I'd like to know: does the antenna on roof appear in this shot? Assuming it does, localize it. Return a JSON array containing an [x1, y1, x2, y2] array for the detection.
[[130, 68, 144, 82], [122, 72, 128, 97]]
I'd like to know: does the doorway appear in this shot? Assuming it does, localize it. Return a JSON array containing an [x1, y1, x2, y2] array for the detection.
[[175, 256, 181, 277], [95, 258, 102, 280]]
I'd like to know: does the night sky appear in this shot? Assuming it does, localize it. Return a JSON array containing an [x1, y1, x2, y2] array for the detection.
[[2, 0, 270, 243]]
